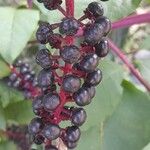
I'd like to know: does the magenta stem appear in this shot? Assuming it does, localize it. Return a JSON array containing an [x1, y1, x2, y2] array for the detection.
[[112, 12, 150, 29], [108, 39, 150, 92], [27, 0, 33, 8], [65, 0, 74, 17]]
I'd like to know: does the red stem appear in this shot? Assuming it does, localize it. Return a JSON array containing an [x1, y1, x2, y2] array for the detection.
[[65, 0, 74, 17], [112, 12, 150, 29], [108, 39, 150, 92]]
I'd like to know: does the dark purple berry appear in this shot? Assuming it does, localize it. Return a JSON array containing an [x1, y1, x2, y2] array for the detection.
[[95, 39, 109, 57], [14, 60, 23, 67], [79, 53, 99, 73], [60, 45, 81, 64], [42, 0, 62, 10], [62, 75, 81, 93], [28, 118, 43, 135], [24, 74, 32, 81], [23, 90, 32, 99], [43, 93, 60, 111], [65, 126, 81, 142], [49, 33, 62, 49], [65, 141, 77, 149], [71, 108, 87, 126], [73, 87, 91, 106], [95, 16, 111, 35], [13, 78, 21, 88], [42, 124, 60, 140], [36, 22, 53, 44], [37, 69, 54, 87], [85, 86, 96, 99], [87, 2, 104, 18], [20, 66, 29, 74], [85, 69, 102, 86], [45, 145, 58, 150], [84, 23, 104, 45], [33, 134, 45, 145], [9, 73, 17, 82], [59, 18, 79, 36], [36, 49, 52, 69], [32, 96, 43, 115]]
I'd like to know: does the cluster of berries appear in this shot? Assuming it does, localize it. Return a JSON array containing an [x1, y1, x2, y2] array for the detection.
[[6, 125, 32, 150], [8, 60, 40, 99], [28, 1, 110, 150]]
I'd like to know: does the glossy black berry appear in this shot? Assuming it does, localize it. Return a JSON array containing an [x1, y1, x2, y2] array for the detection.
[[62, 75, 81, 93], [84, 23, 104, 45], [36, 22, 53, 44], [37, 69, 54, 87], [85, 85, 96, 99], [9, 73, 17, 82], [32, 96, 43, 115], [33, 134, 45, 145], [45, 145, 58, 150], [71, 108, 87, 126], [60, 45, 81, 64], [85, 69, 102, 86], [87, 2, 104, 18], [20, 66, 29, 74], [12, 79, 21, 88], [59, 18, 79, 36], [73, 87, 91, 106], [36, 49, 52, 69], [49, 33, 62, 49], [65, 126, 81, 142], [43, 93, 60, 111], [79, 53, 99, 73], [95, 16, 111, 35], [65, 141, 77, 149], [95, 39, 109, 57], [42, 0, 62, 10], [42, 124, 60, 140], [28, 118, 43, 135]]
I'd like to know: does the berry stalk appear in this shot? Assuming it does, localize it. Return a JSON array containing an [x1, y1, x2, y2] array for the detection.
[[108, 39, 150, 92], [112, 12, 150, 29], [65, 0, 74, 17]]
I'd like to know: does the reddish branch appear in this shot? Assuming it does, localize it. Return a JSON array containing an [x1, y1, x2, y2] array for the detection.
[[112, 12, 150, 29], [108, 39, 150, 92]]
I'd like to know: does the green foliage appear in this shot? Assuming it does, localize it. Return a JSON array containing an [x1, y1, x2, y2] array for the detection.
[[0, 7, 39, 63], [0, 59, 10, 79], [4, 101, 34, 124], [0, 141, 17, 150], [0, 103, 6, 130], [83, 60, 124, 130], [101, 80, 150, 150], [140, 36, 150, 50], [0, 81, 25, 108]]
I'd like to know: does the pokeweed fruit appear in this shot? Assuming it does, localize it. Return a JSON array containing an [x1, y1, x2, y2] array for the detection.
[[29, 0, 111, 149], [8, 60, 40, 99]]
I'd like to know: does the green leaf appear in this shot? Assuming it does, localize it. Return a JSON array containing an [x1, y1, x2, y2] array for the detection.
[[0, 103, 6, 130], [139, 59, 150, 83], [0, 7, 39, 63], [140, 36, 150, 50], [83, 60, 124, 130], [0, 59, 11, 79], [101, 80, 150, 150], [0, 81, 25, 108], [0, 141, 17, 150], [4, 101, 34, 124], [77, 127, 101, 150], [143, 143, 150, 150]]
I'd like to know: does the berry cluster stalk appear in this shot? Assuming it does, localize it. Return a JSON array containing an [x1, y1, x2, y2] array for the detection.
[[108, 39, 150, 92]]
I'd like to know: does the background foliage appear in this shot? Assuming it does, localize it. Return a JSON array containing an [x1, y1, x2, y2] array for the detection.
[[0, 0, 150, 150]]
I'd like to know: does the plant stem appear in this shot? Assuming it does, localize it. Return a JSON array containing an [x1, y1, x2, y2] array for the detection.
[[108, 39, 150, 92], [65, 0, 74, 17], [112, 13, 150, 29], [27, 0, 33, 8]]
